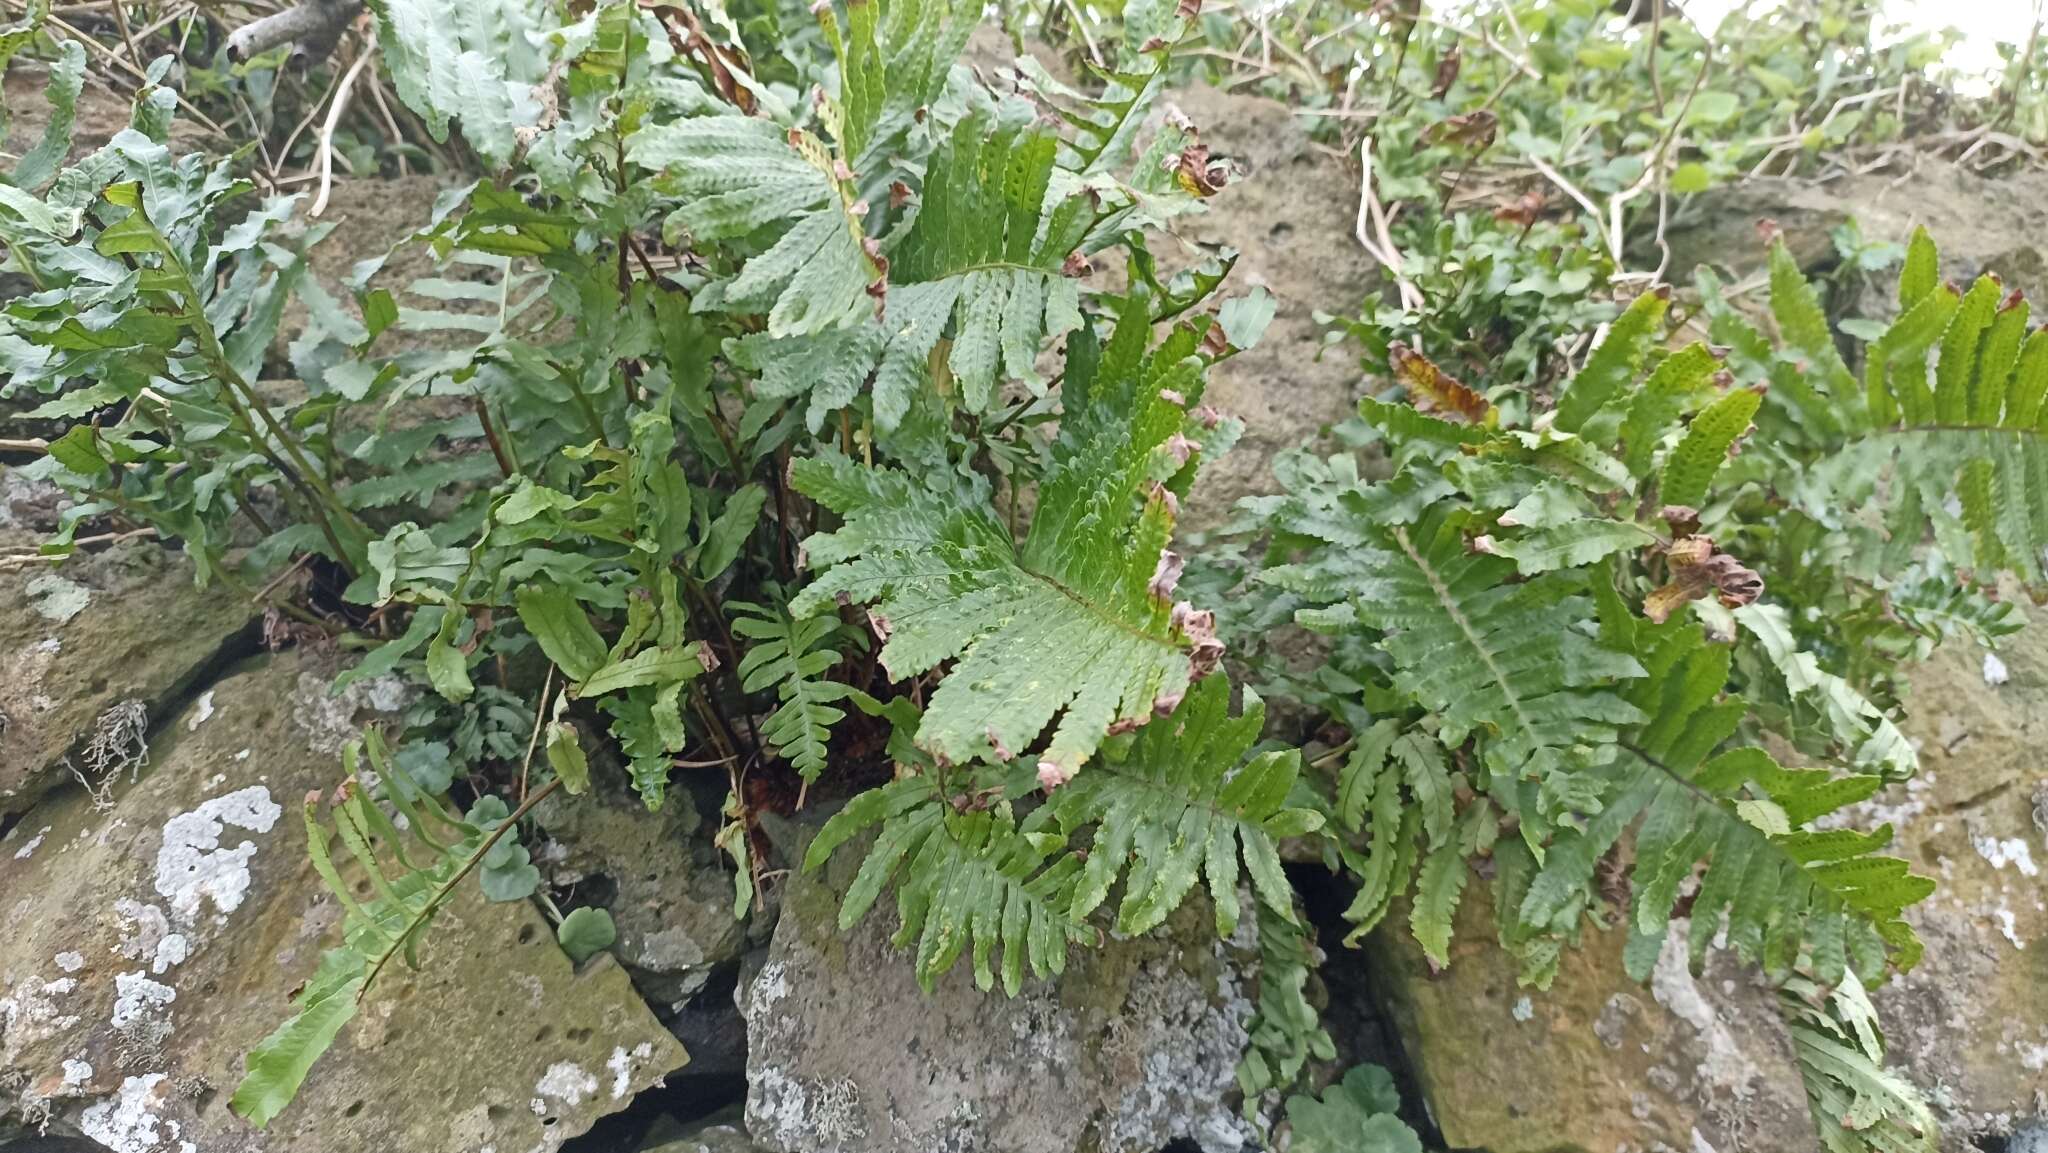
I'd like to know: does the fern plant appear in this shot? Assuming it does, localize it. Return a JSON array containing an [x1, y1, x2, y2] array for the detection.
[[1, 0, 2013, 1144], [1214, 231, 2033, 1149]]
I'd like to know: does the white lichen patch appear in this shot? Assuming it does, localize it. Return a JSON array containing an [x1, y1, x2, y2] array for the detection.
[[1650, 924, 1762, 1099], [26, 573, 91, 623], [79, 1073, 171, 1153], [54, 950, 84, 973], [607, 1041, 655, 1099], [1512, 995, 1535, 1022], [185, 690, 216, 731], [116, 899, 173, 964], [534, 1061, 598, 1107], [0, 975, 81, 1044], [12, 825, 49, 859], [1974, 831, 2040, 877], [62, 1057, 93, 1088], [749, 960, 789, 1011], [153, 785, 282, 920], [110, 970, 175, 1034], [1993, 906, 2026, 949], [153, 933, 189, 974]]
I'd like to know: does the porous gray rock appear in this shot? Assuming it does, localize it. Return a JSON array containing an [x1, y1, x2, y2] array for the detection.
[[1369, 888, 1815, 1153], [1860, 624, 2048, 1148], [0, 649, 686, 1151], [0, 535, 257, 822], [741, 837, 1261, 1153], [535, 773, 753, 1011], [1160, 85, 1378, 530]]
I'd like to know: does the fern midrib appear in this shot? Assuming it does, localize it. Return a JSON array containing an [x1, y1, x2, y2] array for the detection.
[[1088, 766, 1255, 831], [843, 531, 1177, 650], [906, 257, 1056, 282], [1618, 741, 1874, 919], [1390, 523, 1539, 748]]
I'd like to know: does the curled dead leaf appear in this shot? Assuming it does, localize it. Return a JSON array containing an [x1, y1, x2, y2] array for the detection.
[[1643, 535, 1764, 623], [1389, 341, 1493, 424]]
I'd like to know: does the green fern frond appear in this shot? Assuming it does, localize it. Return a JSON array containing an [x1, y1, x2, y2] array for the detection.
[[1237, 903, 1337, 1108], [1263, 504, 1646, 818], [1523, 624, 1932, 983], [789, 300, 1229, 782], [630, 115, 882, 338], [731, 599, 865, 780], [1779, 970, 1939, 1153], [1767, 230, 2048, 589], [816, 0, 976, 172], [1042, 675, 1323, 938], [366, 0, 548, 168], [803, 776, 1087, 994], [232, 731, 546, 1126], [1552, 288, 1670, 438]]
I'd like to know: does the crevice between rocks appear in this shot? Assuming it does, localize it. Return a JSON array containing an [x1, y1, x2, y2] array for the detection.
[[1287, 861, 1455, 1152], [3, 613, 266, 828], [560, 953, 752, 1150]]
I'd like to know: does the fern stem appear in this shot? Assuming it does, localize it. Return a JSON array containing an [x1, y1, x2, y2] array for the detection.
[[358, 776, 563, 1001]]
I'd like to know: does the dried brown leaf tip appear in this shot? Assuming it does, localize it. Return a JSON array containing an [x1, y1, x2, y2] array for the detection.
[[1643, 535, 1764, 623], [1172, 143, 1233, 198], [1492, 189, 1545, 228], [1431, 45, 1462, 98], [1389, 341, 1492, 424]]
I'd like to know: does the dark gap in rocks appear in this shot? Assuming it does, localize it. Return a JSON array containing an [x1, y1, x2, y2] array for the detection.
[[136, 615, 266, 751], [1973, 1133, 2010, 1153], [1156, 1139, 1205, 1153], [552, 869, 618, 917], [0, 810, 19, 844], [655, 961, 749, 1080], [559, 1062, 747, 1153], [562, 961, 751, 1152], [1286, 860, 1447, 1150]]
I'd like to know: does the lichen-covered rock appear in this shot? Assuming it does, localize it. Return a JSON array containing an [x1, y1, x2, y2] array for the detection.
[[536, 775, 753, 1011], [1863, 625, 2048, 1147], [0, 649, 685, 1151], [0, 536, 257, 820], [1368, 887, 1815, 1153], [741, 837, 1260, 1153]]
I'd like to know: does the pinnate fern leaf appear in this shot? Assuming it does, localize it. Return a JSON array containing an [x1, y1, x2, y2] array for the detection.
[[1524, 624, 1932, 983], [367, 0, 546, 169], [1043, 676, 1323, 938], [1263, 505, 1645, 814], [232, 732, 547, 1125], [803, 776, 1087, 994], [789, 304, 1227, 783], [731, 599, 862, 781]]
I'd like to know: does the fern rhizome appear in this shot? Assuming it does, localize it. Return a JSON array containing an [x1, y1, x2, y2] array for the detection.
[[0, 0, 2034, 1147]]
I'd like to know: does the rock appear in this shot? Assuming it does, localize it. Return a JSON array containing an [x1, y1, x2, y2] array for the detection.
[[641, 1106, 771, 1153], [644, 1120, 770, 1153], [1367, 887, 1815, 1153], [0, 649, 686, 1150], [0, 536, 257, 821], [1163, 84, 1379, 528], [741, 836, 1261, 1153], [1665, 158, 2048, 303], [1859, 625, 2048, 1147], [536, 774, 753, 1012]]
